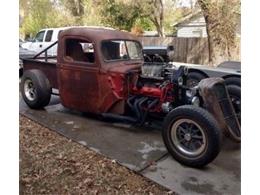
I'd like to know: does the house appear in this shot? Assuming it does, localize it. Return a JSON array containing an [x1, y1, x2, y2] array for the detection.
[[172, 11, 241, 38], [172, 12, 207, 38]]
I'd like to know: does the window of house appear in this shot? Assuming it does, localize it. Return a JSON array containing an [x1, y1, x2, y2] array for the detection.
[[45, 30, 53, 42], [65, 39, 95, 63], [192, 29, 203, 37]]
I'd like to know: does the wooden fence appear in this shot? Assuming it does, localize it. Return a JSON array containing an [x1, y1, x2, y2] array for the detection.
[[138, 37, 240, 65]]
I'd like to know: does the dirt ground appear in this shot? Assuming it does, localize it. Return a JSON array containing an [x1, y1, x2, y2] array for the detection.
[[19, 115, 173, 195]]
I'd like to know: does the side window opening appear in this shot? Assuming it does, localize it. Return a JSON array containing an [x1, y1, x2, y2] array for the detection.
[[65, 39, 95, 63], [34, 31, 45, 42], [45, 30, 53, 42]]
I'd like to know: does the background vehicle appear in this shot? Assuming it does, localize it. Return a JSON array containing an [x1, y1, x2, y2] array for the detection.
[[218, 61, 241, 72], [20, 27, 240, 168], [21, 27, 69, 56], [19, 45, 37, 77]]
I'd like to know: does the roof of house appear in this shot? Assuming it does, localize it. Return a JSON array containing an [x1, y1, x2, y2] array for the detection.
[[172, 11, 205, 27]]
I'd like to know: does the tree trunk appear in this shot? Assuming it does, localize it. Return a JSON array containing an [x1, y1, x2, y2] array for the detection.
[[150, 0, 165, 37], [198, 0, 238, 66], [198, 0, 214, 65]]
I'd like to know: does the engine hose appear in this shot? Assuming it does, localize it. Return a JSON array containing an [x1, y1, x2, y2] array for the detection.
[[140, 99, 159, 125]]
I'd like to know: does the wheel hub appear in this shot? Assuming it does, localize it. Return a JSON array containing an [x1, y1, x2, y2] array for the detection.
[[24, 79, 36, 101], [171, 119, 206, 156], [184, 133, 192, 141]]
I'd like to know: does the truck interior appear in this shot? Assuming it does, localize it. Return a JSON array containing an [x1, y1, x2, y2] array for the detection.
[[65, 39, 95, 63]]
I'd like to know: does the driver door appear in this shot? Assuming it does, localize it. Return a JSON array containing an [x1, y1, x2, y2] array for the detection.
[[58, 37, 100, 113]]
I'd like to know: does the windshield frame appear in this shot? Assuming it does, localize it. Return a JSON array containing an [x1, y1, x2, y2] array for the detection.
[[100, 39, 143, 63]]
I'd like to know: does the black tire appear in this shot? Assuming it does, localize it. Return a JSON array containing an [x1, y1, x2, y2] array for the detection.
[[187, 71, 207, 87], [227, 85, 241, 123], [225, 77, 241, 87], [162, 105, 222, 168], [21, 70, 51, 109]]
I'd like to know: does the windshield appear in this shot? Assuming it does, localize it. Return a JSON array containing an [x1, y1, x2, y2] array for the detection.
[[101, 40, 143, 61]]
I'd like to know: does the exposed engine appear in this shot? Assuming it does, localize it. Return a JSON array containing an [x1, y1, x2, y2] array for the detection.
[[126, 64, 196, 124]]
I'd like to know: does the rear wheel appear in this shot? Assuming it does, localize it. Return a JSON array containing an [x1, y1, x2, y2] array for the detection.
[[162, 105, 222, 168], [21, 70, 51, 109]]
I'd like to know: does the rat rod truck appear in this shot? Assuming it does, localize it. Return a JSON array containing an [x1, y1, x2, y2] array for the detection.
[[20, 27, 240, 168]]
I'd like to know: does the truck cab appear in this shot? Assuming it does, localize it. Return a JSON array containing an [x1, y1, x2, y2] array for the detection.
[[56, 28, 143, 114]]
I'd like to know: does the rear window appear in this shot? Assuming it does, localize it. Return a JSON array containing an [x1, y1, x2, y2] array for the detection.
[[64, 38, 95, 63], [45, 30, 53, 42]]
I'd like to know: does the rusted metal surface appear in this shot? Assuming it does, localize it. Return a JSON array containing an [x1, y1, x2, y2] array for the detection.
[[56, 27, 143, 114], [198, 77, 241, 141], [23, 59, 58, 89]]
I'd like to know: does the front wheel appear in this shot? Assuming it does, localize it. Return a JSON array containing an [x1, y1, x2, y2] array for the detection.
[[162, 105, 222, 168]]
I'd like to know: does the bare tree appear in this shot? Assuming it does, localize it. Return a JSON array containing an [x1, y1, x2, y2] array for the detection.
[[135, 0, 165, 37], [149, 0, 165, 37]]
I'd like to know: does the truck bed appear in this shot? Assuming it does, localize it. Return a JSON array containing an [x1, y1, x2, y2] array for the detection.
[[22, 58, 58, 89]]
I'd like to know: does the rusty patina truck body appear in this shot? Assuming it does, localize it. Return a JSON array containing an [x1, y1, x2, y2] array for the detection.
[[21, 27, 240, 168]]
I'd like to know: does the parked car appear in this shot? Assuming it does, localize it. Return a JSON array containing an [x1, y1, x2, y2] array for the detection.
[[218, 61, 241, 72], [20, 27, 240, 168], [21, 27, 69, 56], [19, 45, 37, 77], [19, 38, 24, 47]]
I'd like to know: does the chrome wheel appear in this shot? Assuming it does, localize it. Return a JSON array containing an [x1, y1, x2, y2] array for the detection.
[[24, 79, 37, 101], [171, 119, 206, 157]]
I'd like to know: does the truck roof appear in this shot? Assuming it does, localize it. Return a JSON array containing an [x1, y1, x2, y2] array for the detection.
[[39, 27, 71, 32], [59, 27, 139, 43], [39, 26, 115, 32]]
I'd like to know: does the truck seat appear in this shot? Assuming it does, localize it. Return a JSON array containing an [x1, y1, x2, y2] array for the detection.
[[66, 41, 89, 62]]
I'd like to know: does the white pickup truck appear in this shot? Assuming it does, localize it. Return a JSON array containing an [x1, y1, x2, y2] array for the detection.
[[21, 27, 69, 56]]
